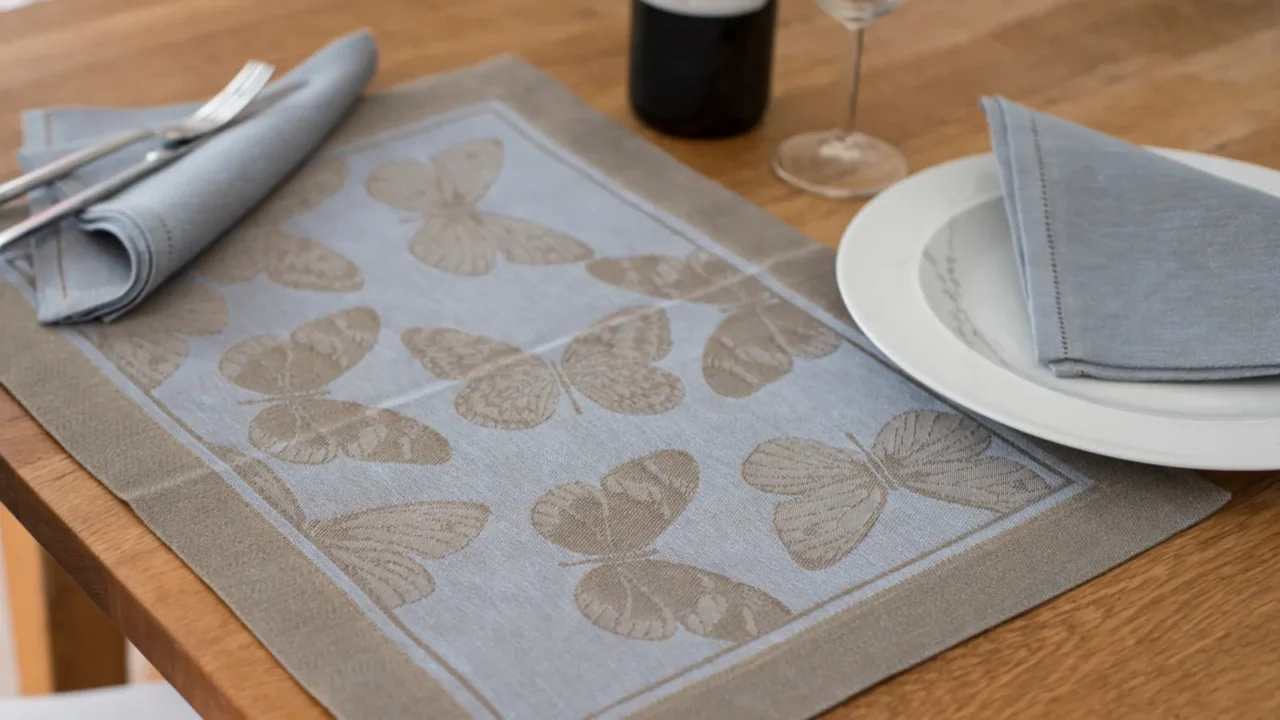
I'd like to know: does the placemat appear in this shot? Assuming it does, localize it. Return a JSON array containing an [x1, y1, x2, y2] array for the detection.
[[0, 57, 1228, 719]]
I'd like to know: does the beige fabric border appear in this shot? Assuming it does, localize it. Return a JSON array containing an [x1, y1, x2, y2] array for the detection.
[[0, 56, 1228, 720]]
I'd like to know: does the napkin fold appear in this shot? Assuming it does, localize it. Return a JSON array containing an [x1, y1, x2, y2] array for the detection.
[[13, 31, 377, 324], [983, 96, 1280, 382]]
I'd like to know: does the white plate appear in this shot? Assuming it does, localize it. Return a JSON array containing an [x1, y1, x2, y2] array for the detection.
[[837, 149, 1280, 470]]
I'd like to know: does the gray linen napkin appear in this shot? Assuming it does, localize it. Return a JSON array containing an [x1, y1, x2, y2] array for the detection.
[[13, 31, 377, 324], [983, 96, 1280, 382]]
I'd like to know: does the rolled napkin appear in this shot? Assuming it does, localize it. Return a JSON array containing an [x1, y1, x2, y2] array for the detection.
[[982, 96, 1280, 382], [14, 31, 377, 324]]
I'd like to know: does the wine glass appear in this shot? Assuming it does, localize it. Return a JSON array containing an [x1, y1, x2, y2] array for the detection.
[[773, 0, 909, 199]]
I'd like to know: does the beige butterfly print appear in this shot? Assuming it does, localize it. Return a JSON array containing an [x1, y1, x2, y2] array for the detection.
[[89, 281, 229, 391], [742, 410, 1053, 570], [220, 307, 451, 465], [210, 444, 488, 609], [193, 156, 363, 292], [364, 138, 594, 276], [588, 251, 841, 398], [402, 307, 684, 431], [533, 450, 793, 642]]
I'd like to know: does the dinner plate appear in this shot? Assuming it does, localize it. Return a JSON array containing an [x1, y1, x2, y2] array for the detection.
[[836, 149, 1280, 470]]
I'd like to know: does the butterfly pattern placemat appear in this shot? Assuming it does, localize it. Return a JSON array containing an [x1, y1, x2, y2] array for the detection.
[[0, 58, 1228, 720]]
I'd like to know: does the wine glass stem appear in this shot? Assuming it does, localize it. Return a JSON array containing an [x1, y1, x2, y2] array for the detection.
[[844, 27, 867, 134]]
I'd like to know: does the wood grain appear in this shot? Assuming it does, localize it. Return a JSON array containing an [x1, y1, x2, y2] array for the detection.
[[2, 506, 128, 693], [0, 507, 52, 694], [43, 552, 127, 691], [0, 0, 1278, 717]]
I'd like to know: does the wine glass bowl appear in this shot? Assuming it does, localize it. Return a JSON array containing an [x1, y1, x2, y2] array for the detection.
[[773, 0, 909, 199], [815, 0, 906, 30]]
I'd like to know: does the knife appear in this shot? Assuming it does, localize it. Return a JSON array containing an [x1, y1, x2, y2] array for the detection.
[[0, 79, 306, 255]]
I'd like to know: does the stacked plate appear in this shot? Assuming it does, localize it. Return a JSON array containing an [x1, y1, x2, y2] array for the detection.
[[837, 149, 1280, 470]]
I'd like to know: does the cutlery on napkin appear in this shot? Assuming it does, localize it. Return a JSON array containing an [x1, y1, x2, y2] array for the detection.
[[983, 96, 1280, 382], [11, 31, 377, 324], [0, 60, 275, 213]]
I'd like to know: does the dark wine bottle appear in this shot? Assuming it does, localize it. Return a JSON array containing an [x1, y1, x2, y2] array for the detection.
[[628, 0, 777, 139]]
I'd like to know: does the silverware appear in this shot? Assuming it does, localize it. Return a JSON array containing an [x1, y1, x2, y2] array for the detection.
[[0, 78, 305, 255], [0, 145, 201, 255], [0, 60, 275, 208]]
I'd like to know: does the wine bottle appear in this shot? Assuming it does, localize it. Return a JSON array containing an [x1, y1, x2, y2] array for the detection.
[[628, 0, 777, 139]]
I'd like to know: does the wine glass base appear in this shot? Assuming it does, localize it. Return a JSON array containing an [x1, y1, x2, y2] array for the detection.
[[772, 129, 908, 199]]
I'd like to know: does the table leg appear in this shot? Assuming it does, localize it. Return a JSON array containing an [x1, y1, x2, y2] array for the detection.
[[1, 508, 125, 693]]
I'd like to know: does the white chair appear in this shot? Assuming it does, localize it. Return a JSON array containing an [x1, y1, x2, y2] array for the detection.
[[0, 682, 200, 719]]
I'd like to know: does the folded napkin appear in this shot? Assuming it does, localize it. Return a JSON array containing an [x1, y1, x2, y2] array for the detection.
[[983, 96, 1280, 382], [13, 31, 377, 324]]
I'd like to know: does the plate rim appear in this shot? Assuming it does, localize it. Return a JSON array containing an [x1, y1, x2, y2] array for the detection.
[[835, 148, 1280, 471]]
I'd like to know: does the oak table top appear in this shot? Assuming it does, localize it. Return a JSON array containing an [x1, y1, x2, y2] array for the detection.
[[1, 0, 1279, 717]]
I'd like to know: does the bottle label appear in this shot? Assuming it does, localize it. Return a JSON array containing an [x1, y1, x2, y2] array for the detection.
[[641, 0, 769, 17]]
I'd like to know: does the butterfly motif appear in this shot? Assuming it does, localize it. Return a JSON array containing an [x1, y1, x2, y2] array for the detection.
[[402, 307, 684, 431], [211, 444, 488, 609], [742, 410, 1053, 570], [89, 281, 229, 391], [220, 307, 450, 465], [193, 156, 363, 292], [587, 251, 841, 398], [533, 450, 793, 642], [364, 138, 594, 276]]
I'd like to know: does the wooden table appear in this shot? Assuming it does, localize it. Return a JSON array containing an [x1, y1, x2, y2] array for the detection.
[[1, 0, 1278, 717]]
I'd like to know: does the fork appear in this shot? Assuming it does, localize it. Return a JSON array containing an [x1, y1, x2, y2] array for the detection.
[[0, 60, 275, 209], [0, 75, 304, 255]]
